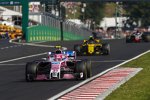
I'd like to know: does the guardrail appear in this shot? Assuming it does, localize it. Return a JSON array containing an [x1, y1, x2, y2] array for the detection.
[[27, 12, 91, 42]]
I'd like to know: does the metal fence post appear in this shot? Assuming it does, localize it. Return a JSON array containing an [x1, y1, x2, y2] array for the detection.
[[60, 20, 64, 41], [22, 0, 29, 41], [60, 20, 63, 41]]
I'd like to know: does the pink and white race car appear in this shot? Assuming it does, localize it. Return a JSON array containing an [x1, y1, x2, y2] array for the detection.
[[25, 47, 92, 82]]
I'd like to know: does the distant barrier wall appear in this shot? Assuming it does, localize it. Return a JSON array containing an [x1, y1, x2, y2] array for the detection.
[[27, 12, 91, 42], [27, 25, 85, 42]]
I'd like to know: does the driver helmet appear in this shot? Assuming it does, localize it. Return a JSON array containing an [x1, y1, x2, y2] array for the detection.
[[89, 36, 94, 41]]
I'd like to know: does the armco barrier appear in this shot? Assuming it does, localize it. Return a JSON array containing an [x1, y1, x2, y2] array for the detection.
[[27, 25, 84, 42], [26, 12, 91, 42]]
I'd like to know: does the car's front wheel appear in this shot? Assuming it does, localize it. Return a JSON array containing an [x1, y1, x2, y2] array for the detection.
[[75, 61, 87, 80], [85, 60, 92, 78], [25, 62, 38, 82]]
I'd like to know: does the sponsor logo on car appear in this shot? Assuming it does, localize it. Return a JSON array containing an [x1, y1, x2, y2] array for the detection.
[[52, 62, 60, 64]]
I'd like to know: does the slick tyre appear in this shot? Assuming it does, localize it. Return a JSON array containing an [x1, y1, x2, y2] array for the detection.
[[25, 62, 38, 82], [74, 45, 81, 56], [102, 43, 110, 55], [143, 34, 150, 42], [85, 60, 92, 78], [126, 36, 131, 43], [75, 61, 87, 80], [130, 35, 135, 42]]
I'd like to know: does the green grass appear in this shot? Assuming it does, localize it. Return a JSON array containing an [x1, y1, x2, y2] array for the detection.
[[105, 52, 150, 100]]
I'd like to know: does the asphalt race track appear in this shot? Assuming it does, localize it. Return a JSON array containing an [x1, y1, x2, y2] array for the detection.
[[0, 39, 149, 100]]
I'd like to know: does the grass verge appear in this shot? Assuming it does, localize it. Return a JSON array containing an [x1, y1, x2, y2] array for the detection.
[[105, 52, 150, 100]]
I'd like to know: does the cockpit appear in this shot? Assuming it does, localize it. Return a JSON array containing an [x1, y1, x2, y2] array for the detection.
[[55, 50, 62, 54], [54, 54, 63, 61]]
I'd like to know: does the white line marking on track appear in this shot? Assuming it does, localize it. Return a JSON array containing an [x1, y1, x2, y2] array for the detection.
[[91, 60, 126, 63], [0, 63, 25, 65], [0, 52, 47, 64], [0, 42, 66, 64], [49, 49, 150, 100], [0, 45, 23, 50], [22, 43, 55, 48], [12, 42, 67, 50]]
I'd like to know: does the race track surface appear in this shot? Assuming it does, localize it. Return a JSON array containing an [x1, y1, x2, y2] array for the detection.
[[0, 39, 149, 100]]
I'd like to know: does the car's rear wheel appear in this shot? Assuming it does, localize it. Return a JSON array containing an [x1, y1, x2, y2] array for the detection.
[[74, 44, 81, 56], [143, 34, 150, 42], [102, 43, 110, 55], [25, 62, 38, 82]]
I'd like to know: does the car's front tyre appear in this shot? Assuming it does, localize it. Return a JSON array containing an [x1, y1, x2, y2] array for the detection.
[[25, 62, 38, 82], [75, 61, 87, 80], [85, 60, 92, 78]]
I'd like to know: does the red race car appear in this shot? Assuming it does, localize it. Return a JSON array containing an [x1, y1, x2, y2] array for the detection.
[[126, 32, 150, 43]]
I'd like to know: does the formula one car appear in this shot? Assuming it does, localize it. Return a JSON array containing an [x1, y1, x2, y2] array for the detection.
[[25, 46, 92, 82], [74, 36, 110, 56], [126, 32, 150, 43]]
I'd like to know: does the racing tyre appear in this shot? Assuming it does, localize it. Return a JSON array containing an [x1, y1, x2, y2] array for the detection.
[[126, 36, 131, 43], [75, 61, 87, 80], [102, 43, 110, 55], [74, 44, 81, 56], [143, 34, 150, 42], [130, 35, 135, 42], [25, 62, 38, 82], [85, 60, 92, 78], [0, 35, 2, 39]]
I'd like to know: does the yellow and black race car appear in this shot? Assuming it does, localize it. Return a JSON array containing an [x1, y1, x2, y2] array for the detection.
[[74, 36, 110, 56]]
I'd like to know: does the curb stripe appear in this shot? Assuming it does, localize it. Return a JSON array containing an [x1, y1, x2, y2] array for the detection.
[[58, 68, 142, 100], [49, 50, 150, 100]]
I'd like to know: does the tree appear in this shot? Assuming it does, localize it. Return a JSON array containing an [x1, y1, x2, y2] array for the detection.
[[79, 2, 105, 29], [123, 1, 150, 27]]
